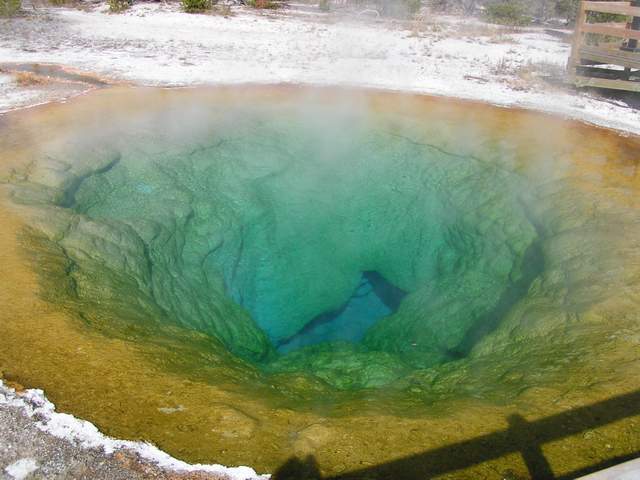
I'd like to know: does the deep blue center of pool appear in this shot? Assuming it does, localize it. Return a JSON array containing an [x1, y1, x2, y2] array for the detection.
[[276, 272, 406, 354]]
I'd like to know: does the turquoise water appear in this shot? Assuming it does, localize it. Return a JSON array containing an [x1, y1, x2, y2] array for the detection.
[[277, 271, 405, 353], [28, 101, 540, 389]]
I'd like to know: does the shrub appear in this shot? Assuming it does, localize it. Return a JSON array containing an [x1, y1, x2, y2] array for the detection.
[[0, 0, 21, 17], [108, 0, 131, 12], [248, 0, 278, 8], [318, 0, 330, 12], [182, 0, 211, 12], [555, 0, 579, 22], [485, 1, 532, 26], [377, 0, 421, 18]]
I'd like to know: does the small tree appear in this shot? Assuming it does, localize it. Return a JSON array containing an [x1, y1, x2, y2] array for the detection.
[[533, 0, 552, 22], [485, 1, 532, 25], [0, 0, 21, 17], [460, 0, 477, 14]]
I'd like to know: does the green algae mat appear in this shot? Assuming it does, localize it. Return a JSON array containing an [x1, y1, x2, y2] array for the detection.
[[1, 86, 639, 479]]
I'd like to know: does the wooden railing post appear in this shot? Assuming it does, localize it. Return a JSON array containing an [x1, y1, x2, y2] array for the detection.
[[568, 1, 640, 92], [628, 0, 640, 50], [568, 0, 587, 82]]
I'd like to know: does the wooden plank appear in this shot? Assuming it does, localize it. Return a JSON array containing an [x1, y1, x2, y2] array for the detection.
[[582, 23, 640, 40], [568, 1, 589, 76], [579, 45, 640, 69], [574, 74, 640, 92], [583, 1, 640, 16]]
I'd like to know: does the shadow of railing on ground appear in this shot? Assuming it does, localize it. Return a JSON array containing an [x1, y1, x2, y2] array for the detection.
[[272, 389, 640, 480]]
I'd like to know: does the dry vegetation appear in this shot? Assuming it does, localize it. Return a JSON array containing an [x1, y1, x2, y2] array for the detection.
[[15, 71, 49, 86], [489, 54, 565, 91]]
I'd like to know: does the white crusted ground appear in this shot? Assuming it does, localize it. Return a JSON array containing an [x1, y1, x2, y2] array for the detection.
[[0, 3, 638, 134], [0, 380, 268, 479]]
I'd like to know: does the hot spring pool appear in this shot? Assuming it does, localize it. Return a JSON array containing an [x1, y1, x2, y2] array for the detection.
[[0, 86, 639, 479]]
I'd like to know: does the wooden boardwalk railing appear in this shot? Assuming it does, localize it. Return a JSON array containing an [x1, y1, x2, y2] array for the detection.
[[568, 0, 640, 92]]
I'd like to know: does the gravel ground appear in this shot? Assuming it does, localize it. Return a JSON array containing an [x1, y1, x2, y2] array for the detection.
[[0, 383, 252, 480], [0, 402, 160, 480], [0, 406, 235, 480]]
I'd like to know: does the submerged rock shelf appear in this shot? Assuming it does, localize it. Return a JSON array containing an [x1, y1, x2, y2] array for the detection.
[[1, 86, 639, 478]]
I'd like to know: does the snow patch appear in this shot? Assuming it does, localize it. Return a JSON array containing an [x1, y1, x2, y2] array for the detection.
[[0, 380, 269, 480], [4, 458, 39, 480]]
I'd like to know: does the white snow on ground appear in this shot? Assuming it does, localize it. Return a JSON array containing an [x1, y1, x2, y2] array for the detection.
[[0, 4, 638, 135], [0, 381, 269, 480], [4, 458, 39, 480]]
